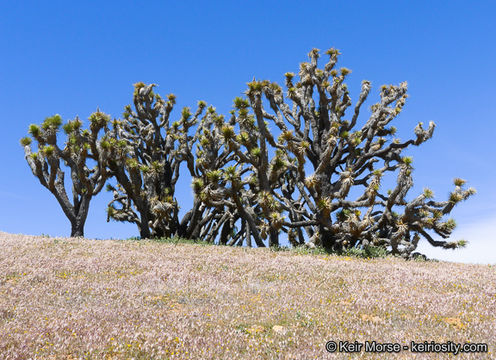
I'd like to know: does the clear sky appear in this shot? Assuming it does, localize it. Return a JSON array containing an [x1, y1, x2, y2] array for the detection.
[[1, 1, 495, 264]]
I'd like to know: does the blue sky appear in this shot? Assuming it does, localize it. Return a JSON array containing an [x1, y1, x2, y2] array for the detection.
[[1, 1, 495, 264]]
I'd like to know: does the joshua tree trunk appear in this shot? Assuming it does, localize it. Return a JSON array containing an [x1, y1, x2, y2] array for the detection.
[[138, 210, 151, 239], [70, 194, 91, 237], [70, 220, 85, 237], [269, 229, 279, 247], [319, 225, 333, 250]]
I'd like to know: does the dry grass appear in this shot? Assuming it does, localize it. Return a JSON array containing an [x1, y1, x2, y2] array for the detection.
[[0, 231, 495, 359]]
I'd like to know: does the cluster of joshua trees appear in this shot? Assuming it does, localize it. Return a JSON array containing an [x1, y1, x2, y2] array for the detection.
[[21, 47, 475, 258]]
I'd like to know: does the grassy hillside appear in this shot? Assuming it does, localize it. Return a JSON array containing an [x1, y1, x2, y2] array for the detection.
[[0, 232, 495, 359]]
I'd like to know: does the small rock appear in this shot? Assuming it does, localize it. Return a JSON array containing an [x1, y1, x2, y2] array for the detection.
[[272, 325, 286, 334]]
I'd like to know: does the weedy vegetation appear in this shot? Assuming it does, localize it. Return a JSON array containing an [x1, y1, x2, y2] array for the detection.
[[0, 232, 495, 359]]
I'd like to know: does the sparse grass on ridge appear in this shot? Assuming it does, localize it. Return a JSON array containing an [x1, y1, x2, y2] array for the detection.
[[0, 231, 495, 359], [137, 236, 391, 259]]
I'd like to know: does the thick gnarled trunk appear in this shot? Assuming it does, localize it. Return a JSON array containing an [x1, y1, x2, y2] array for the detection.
[[70, 220, 84, 237]]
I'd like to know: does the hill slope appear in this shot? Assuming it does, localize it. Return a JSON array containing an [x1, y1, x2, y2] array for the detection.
[[0, 232, 495, 359]]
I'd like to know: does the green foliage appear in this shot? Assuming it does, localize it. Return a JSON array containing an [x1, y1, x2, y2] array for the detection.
[[181, 107, 192, 121], [223, 166, 239, 182], [234, 97, 249, 109], [206, 170, 222, 183], [20, 137, 32, 146], [167, 93, 176, 104], [247, 80, 263, 92], [41, 114, 63, 131], [221, 125, 235, 139], [150, 161, 162, 173], [271, 157, 286, 171], [402, 156, 413, 166], [456, 239, 468, 248], [133, 82, 146, 96], [280, 130, 293, 142], [191, 178, 204, 193], [106, 205, 116, 219], [423, 188, 434, 199], [454, 178, 466, 186], [144, 236, 211, 246], [442, 218, 457, 231], [42, 145, 55, 157], [62, 119, 82, 134], [449, 192, 463, 203], [250, 147, 261, 157], [287, 244, 389, 259], [100, 140, 111, 150], [126, 158, 139, 170], [340, 67, 351, 76], [325, 48, 341, 56], [89, 111, 110, 129], [344, 245, 389, 258], [28, 124, 40, 138], [287, 246, 329, 256], [237, 131, 251, 145], [284, 72, 295, 81], [62, 123, 73, 134]]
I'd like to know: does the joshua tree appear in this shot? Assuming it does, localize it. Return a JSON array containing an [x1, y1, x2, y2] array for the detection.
[[220, 47, 475, 257], [22, 47, 474, 256], [193, 95, 292, 247], [188, 106, 243, 245], [105, 83, 216, 239], [20, 112, 111, 236]]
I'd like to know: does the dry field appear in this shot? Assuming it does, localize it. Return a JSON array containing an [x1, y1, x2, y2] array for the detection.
[[0, 231, 495, 359]]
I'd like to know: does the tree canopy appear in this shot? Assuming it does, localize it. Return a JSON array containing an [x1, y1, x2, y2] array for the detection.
[[21, 47, 475, 257]]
